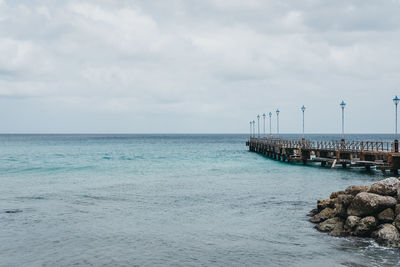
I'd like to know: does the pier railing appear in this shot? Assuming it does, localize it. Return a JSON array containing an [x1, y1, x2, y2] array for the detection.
[[250, 138, 394, 152]]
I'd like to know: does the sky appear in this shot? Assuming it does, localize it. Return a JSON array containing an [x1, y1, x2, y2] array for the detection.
[[0, 0, 400, 134]]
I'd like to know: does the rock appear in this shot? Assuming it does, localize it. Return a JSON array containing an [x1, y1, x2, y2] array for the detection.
[[395, 204, 400, 216], [317, 198, 336, 211], [307, 208, 318, 217], [310, 207, 336, 223], [330, 191, 345, 199], [317, 217, 341, 232], [345, 185, 369, 196], [394, 214, 400, 230], [337, 194, 354, 207], [368, 177, 400, 197], [378, 208, 394, 223], [334, 203, 347, 218], [329, 221, 347, 237], [347, 192, 397, 217], [345, 215, 360, 230], [372, 224, 400, 248], [353, 216, 377, 236]]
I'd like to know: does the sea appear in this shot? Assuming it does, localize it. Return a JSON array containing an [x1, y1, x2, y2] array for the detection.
[[1, 134, 399, 267]]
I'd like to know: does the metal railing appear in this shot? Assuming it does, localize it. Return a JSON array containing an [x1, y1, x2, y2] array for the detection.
[[249, 138, 394, 152]]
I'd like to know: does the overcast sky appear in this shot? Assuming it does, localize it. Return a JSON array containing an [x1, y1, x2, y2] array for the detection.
[[1, 0, 400, 133]]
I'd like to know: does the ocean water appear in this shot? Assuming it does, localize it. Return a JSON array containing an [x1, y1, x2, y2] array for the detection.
[[1, 134, 399, 267]]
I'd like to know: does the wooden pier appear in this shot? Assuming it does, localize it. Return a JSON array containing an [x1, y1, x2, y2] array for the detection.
[[246, 137, 400, 174]]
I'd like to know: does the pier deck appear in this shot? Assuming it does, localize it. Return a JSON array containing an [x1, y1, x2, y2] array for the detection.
[[246, 137, 400, 174]]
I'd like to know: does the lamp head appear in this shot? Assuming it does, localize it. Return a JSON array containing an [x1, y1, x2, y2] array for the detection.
[[394, 95, 400, 105], [301, 105, 306, 112], [276, 109, 280, 115], [340, 100, 346, 108]]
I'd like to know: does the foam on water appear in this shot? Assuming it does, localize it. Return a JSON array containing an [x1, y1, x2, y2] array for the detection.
[[0, 134, 400, 266]]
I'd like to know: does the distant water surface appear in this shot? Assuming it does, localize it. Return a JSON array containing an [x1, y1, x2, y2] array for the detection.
[[0, 134, 399, 266]]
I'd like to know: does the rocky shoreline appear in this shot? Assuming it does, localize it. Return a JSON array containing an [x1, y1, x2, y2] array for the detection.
[[309, 177, 400, 248]]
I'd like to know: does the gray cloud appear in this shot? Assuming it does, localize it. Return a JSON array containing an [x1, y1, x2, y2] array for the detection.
[[0, 0, 400, 133]]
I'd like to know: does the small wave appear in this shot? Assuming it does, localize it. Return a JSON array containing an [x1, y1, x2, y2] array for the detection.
[[4, 209, 22, 214]]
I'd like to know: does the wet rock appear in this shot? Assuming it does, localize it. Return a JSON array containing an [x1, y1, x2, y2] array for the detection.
[[345, 216, 360, 230], [368, 177, 400, 197], [317, 198, 336, 211], [309, 207, 336, 223], [345, 185, 369, 196], [317, 217, 341, 232], [330, 191, 345, 199], [372, 224, 400, 248], [337, 194, 354, 207], [334, 203, 347, 218], [393, 214, 400, 230], [353, 216, 377, 236], [377, 208, 394, 223], [395, 204, 400, 216], [347, 192, 397, 217], [329, 221, 347, 237], [307, 208, 318, 217]]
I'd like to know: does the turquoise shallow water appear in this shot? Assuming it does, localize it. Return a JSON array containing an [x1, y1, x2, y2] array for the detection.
[[1, 134, 400, 266]]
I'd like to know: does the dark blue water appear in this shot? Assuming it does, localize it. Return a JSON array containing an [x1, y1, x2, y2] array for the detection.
[[0, 134, 399, 266]]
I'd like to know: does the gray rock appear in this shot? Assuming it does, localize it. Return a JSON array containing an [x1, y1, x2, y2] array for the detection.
[[345, 185, 369, 196], [310, 207, 336, 223], [345, 215, 360, 230], [317, 198, 336, 211], [377, 208, 394, 223], [395, 204, 400, 217], [337, 194, 354, 207], [307, 208, 318, 217], [394, 214, 400, 230], [368, 177, 400, 197], [372, 224, 400, 248], [353, 216, 377, 236], [347, 192, 397, 217], [334, 203, 347, 218], [317, 217, 341, 232], [330, 190, 345, 199], [329, 221, 347, 237]]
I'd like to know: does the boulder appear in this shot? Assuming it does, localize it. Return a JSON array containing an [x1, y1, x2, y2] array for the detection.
[[377, 208, 394, 223], [394, 214, 400, 230], [317, 198, 336, 211], [337, 194, 354, 207], [368, 177, 400, 197], [317, 217, 341, 232], [310, 208, 336, 223], [345, 215, 360, 230], [330, 191, 345, 199], [353, 216, 377, 236], [307, 208, 318, 217], [345, 185, 369, 196], [395, 204, 400, 216], [329, 221, 347, 237], [372, 224, 400, 248], [334, 203, 347, 218], [347, 192, 397, 217]]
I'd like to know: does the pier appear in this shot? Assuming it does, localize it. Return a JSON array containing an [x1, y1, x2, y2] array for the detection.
[[246, 137, 400, 174]]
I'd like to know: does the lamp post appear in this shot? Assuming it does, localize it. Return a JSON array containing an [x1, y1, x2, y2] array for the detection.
[[252, 120, 255, 138], [269, 112, 272, 138], [263, 113, 266, 137], [257, 114, 260, 138], [249, 121, 252, 139], [301, 105, 306, 139], [276, 109, 280, 137], [394, 96, 399, 135], [340, 100, 346, 140]]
